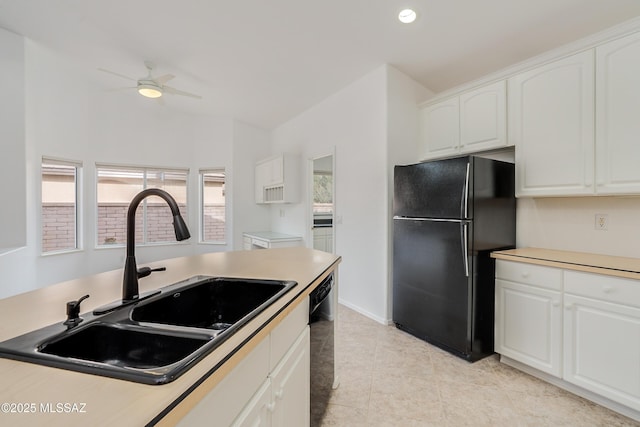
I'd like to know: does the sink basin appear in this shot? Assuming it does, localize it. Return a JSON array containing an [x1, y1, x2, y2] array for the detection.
[[40, 323, 210, 369], [132, 277, 296, 331], [0, 276, 297, 384]]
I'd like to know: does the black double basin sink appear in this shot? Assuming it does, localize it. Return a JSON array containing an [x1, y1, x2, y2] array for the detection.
[[0, 276, 296, 384]]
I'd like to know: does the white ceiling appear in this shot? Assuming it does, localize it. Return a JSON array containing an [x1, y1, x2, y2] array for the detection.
[[2, 0, 640, 129]]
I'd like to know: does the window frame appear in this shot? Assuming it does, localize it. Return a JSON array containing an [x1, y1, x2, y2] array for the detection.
[[199, 168, 227, 245], [40, 157, 83, 255], [95, 163, 190, 248]]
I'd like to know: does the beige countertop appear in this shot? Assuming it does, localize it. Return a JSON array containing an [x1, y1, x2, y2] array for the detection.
[[492, 247, 640, 280], [0, 247, 340, 427]]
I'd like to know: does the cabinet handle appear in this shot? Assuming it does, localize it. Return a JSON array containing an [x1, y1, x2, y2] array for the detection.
[[565, 304, 573, 310], [521, 272, 530, 278], [552, 301, 560, 307], [275, 389, 284, 400], [603, 286, 614, 294], [266, 402, 276, 413]]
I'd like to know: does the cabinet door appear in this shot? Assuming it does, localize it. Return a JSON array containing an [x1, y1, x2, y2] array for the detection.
[[564, 294, 640, 411], [419, 97, 460, 159], [232, 380, 273, 427], [313, 228, 326, 252], [270, 156, 284, 185], [460, 81, 507, 153], [177, 337, 270, 426], [495, 279, 562, 377], [509, 51, 595, 197], [595, 32, 640, 194], [255, 161, 270, 203], [270, 327, 310, 427]]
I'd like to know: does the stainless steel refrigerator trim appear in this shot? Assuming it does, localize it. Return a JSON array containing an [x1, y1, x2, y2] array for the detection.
[[461, 222, 469, 277], [393, 216, 465, 223], [459, 162, 470, 219]]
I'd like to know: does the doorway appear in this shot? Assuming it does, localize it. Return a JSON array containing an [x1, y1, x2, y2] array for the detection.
[[310, 153, 334, 253]]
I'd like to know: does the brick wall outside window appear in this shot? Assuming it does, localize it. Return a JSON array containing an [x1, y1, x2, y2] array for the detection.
[[42, 203, 75, 252], [42, 203, 224, 249]]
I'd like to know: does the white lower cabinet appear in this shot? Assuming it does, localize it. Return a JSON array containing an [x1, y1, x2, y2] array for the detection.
[[312, 227, 333, 253], [495, 261, 563, 376], [268, 327, 310, 427], [495, 260, 640, 418], [563, 271, 640, 412], [232, 328, 310, 427], [232, 379, 273, 427], [178, 299, 310, 427], [495, 279, 562, 376]]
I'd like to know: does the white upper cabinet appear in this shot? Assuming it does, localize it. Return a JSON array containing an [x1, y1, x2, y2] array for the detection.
[[255, 153, 299, 204], [419, 97, 459, 159], [460, 80, 507, 153], [509, 51, 595, 197], [419, 81, 508, 160], [595, 31, 640, 195]]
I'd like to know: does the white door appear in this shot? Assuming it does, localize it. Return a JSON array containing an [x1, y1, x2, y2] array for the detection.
[[595, 31, 640, 194], [564, 294, 640, 411], [509, 50, 595, 197], [495, 279, 563, 377], [310, 153, 334, 253]]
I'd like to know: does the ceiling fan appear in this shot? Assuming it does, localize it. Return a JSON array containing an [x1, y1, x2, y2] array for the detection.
[[98, 60, 202, 100]]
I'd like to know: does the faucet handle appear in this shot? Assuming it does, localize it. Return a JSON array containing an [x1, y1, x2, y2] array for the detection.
[[64, 294, 90, 327], [137, 266, 167, 279]]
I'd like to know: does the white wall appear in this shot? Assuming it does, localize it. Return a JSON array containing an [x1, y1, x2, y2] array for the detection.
[[517, 196, 640, 258], [385, 66, 433, 320], [0, 28, 26, 251], [230, 120, 272, 249], [270, 65, 430, 323], [0, 40, 268, 299]]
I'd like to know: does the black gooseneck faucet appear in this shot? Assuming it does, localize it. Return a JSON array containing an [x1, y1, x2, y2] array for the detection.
[[122, 188, 191, 302]]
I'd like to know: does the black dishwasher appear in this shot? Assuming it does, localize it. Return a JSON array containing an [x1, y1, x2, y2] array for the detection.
[[309, 272, 334, 426]]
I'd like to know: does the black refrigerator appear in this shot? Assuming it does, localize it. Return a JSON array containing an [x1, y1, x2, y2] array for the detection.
[[392, 155, 515, 361]]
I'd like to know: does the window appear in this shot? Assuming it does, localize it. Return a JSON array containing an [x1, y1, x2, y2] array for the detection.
[[96, 165, 188, 246], [313, 171, 333, 215], [41, 158, 81, 253], [200, 169, 226, 243]]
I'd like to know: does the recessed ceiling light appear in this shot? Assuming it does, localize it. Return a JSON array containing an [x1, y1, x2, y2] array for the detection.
[[398, 8, 417, 24]]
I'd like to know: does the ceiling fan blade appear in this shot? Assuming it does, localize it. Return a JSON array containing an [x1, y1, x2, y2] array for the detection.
[[164, 85, 202, 99], [105, 86, 136, 92], [97, 68, 137, 81], [154, 74, 175, 85]]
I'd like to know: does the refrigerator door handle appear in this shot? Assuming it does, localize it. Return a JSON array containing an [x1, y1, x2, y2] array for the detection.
[[461, 222, 469, 277], [460, 162, 470, 219]]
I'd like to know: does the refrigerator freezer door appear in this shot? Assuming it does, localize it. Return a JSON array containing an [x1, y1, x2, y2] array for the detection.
[[393, 157, 470, 219], [392, 218, 472, 356]]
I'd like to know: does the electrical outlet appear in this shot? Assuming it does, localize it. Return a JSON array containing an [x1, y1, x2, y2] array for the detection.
[[595, 214, 608, 231]]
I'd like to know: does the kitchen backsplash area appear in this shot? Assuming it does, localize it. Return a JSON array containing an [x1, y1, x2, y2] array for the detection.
[[516, 196, 640, 258]]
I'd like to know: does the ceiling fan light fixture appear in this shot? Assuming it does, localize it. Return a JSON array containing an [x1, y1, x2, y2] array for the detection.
[[398, 8, 417, 24], [138, 84, 163, 98]]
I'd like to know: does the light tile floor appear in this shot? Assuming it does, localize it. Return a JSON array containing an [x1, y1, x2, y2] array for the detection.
[[319, 304, 640, 427]]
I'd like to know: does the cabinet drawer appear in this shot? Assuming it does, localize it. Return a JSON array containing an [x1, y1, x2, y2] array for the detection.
[[564, 271, 640, 308], [251, 238, 269, 249], [496, 260, 563, 290]]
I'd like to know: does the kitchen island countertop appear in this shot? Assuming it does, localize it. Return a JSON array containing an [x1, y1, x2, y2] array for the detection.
[[0, 247, 340, 426]]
